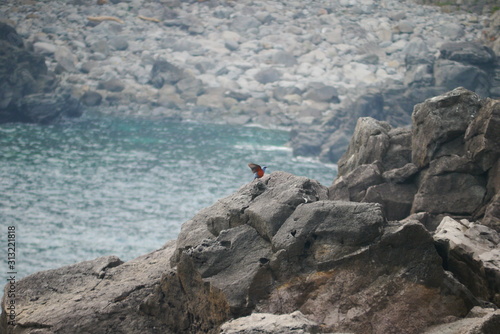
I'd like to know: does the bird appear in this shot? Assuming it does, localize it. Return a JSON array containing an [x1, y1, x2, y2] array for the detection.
[[248, 163, 267, 179]]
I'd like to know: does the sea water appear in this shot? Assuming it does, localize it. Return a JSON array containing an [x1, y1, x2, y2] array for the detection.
[[0, 112, 337, 280]]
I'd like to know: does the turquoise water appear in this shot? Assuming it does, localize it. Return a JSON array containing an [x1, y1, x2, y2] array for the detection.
[[0, 112, 336, 280]]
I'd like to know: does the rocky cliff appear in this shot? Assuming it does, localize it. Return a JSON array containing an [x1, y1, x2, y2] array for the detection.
[[2, 87, 499, 333]]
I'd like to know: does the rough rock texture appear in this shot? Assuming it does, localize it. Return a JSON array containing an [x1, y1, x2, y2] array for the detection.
[[0, 22, 81, 124], [423, 307, 500, 334], [0, 243, 177, 334], [330, 87, 500, 319], [411, 88, 483, 168], [434, 217, 500, 307], [220, 311, 320, 334], [2, 88, 500, 333], [335, 87, 500, 229]]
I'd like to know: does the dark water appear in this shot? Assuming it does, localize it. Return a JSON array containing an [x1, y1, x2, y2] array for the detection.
[[0, 112, 337, 280]]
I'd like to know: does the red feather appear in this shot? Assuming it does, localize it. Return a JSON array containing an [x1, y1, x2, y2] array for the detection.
[[248, 163, 265, 178]]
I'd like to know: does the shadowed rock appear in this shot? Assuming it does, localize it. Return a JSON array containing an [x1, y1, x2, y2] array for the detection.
[[0, 23, 82, 123]]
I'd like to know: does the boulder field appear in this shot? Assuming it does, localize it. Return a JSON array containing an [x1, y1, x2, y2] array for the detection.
[[2, 87, 499, 333], [1, 0, 499, 162]]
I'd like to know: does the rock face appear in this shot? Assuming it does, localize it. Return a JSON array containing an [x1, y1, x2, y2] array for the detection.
[[0, 22, 81, 124], [0, 245, 177, 333], [3, 134, 500, 334], [335, 88, 499, 228], [2, 89, 500, 334], [330, 87, 500, 326]]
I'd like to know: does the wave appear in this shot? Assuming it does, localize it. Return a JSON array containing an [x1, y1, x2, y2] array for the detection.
[[233, 143, 292, 152]]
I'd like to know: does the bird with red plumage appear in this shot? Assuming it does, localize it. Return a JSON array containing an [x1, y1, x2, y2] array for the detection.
[[248, 163, 267, 179]]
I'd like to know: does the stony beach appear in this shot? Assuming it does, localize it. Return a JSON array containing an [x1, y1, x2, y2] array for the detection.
[[1, 0, 499, 161]]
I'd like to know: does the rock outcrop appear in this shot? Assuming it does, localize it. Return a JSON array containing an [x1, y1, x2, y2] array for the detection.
[[334, 87, 499, 230], [2, 89, 500, 334], [0, 22, 81, 124], [329, 87, 500, 327]]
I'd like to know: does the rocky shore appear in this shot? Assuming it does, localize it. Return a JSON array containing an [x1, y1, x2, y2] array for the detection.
[[1, 0, 499, 162], [2, 87, 499, 333]]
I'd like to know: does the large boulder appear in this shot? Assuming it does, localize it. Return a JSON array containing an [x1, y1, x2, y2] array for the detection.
[[140, 251, 231, 334], [0, 23, 82, 124], [0, 244, 177, 334], [434, 217, 500, 307], [439, 42, 496, 66], [220, 311, 320, 334], [411, 87, 483, 168], [2, 169, 496, 334], [261, 219, 467, 334], [333, 87, 500, 227], [434, 59, 490, 97], [337, 117, 391, 176], [15, 92, 82, 124], [149, 59, 185, 88], [165, 172, 479, 333]]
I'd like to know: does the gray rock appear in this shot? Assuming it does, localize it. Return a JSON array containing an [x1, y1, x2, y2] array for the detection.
[[1, 245, 178, 334], [108, 36, 129, 51], [90, 39, 111, 56], [318, 129, 352, 163], [437, 23, 464, 40], [176, 75, 204, 102], [0, 22, 23, 48], [0, 40, 47, 109], [303, 83, 339, 103], [394, 20, 415, 34], [412, 171, 486, 215], [330, 162, 384, 202], [220, 311, 320, 334], [364, 182, 417, 221], [434, 59, 490, 96], [404, 37, 433, 66], [80, 60, 98, 74], [271, 51, 297, 67], [404, 63, 434, 87], [263, 219, 461, 333], [484, 193, 500, 232], [230, 15, 261, 33], [150, 59, 185, 88], [272, 200, 385, 269], [54, 46, 78, 72], [382, 163, 419, 183], [289, 128, 328, 157], [434, 217, 500, 306], [16, 93, 82, 124], [273, 86, 303, 102], [337, 117, 391, 176], [185, 225, 272, 316], [423, 307, 500, 334], [244, 172, 329, 240], [464, 98, 500, 172], [411, 87, 483, 168], [439, 42, 496, 66], [383, 127, 413, 171], [97, 78, 125, 92], [33, 41, 57, 55], [224, 39, 239, 51], [351, 90, 385, 120], [254, 68, 282, 84], [80, 90, 102, 106]]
